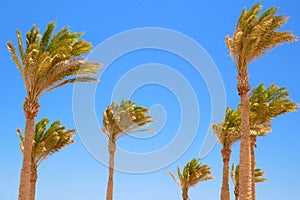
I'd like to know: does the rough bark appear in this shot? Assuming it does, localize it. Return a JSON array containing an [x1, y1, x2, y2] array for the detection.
[[250, 136, 257, 200], [106, 141, 116, 200], [237, 73, 252, 200], [30, 167, 38, 200], [221, 148, 232, 200], [19, 98, 39, 200], [182, 187, 189, 200], [234, 184, 239, 200]]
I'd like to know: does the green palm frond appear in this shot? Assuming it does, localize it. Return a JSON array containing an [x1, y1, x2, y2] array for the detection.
[[226, 3, 297, 72], [7, 21, 102, 102], [168, 159, 214, 191], [102, 99, 155, 143], [17, 118, 75, 168], [211, 107, 241, 149], [250, 83, 298, 126]]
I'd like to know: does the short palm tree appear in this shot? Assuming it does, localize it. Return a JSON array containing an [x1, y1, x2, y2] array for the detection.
[[211, 108, 241, 200], [7, 21, 101, 200], [102, 100, 155, 200], [168, 159, 214, 200], [231, 163, 266, 200], [17, 118, 75, 200], [226, 3, 297, 199]]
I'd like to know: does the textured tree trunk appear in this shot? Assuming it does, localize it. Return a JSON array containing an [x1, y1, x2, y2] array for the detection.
[[106, 141, 116, 200], [234, 185, 239, 200], [237, 73, 252, 200], [19, 98, 39, 200], [220, 148, 232, 200], [250, 136, 257, 200], [30, 167, 38, 200], [182, 187, 188, 200]]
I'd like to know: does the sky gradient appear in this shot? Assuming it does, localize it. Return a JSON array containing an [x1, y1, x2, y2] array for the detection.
[[1, 0, 300, 199]]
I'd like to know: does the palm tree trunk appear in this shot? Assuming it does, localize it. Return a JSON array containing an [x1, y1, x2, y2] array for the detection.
[[237, 73, 252, 200], [30, 167, 38, 200], [221, 148, 232, 200], [19, 98, 39, 200], [250, 136, 257, 200], [234, 185, 239, 200], [182, 187, 188, 200], [106, 141, 116, 200]]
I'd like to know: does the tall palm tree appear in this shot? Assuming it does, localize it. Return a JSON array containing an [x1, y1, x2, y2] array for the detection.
[[168, 159, 214, 200], [225, 3, 297, 199], [7, 21, 101, 200], [231, 163, 266, 200], [17, 118, 75, 200], [102, 100, 155, 200], [211, 108, 241, 200], [248, 83, 298, 199]]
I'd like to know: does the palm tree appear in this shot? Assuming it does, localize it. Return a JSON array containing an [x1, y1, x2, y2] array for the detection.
[[17, 118, 75, 200], [168, 159, 214, 200], [211, 108, 241, 200], [102, 100, 155, 200], [225, 3, 297, 199], [7, 21, 101, 200], [231, 163, 266, 200], [248, 83, 298, 199], [212, 83, 297, 200]]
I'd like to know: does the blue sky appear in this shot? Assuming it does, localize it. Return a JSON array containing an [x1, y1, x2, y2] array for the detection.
[[1, 0, 300, 199]]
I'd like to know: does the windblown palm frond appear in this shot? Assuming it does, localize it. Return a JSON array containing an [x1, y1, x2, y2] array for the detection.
[[168, 159, 214, 191], [249, 83, 298, 130], [212, 108, 241, 149], [102, 99, 155, 142], [17, 118, 75, 168]]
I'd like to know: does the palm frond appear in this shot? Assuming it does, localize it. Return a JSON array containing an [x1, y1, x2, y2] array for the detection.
[[40, 21, 55, 50], [16, 118, 76, 167], [167, 169, 181, 186], [6, 41, 23, 74]]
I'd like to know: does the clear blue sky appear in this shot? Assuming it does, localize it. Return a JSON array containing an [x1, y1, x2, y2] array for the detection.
[[1, 0, 300, 199]]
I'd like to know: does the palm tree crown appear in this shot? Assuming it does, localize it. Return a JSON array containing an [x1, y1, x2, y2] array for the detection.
[[17, 118, 75, 168], [102, 99, 155, 141], [231, 163, 267, 189], [212, 108, 241, 149], [249, 83, 298, 133], [7, 21, 101, 103], [226, 3, 297, 73], [168, 159, 214, 200]]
